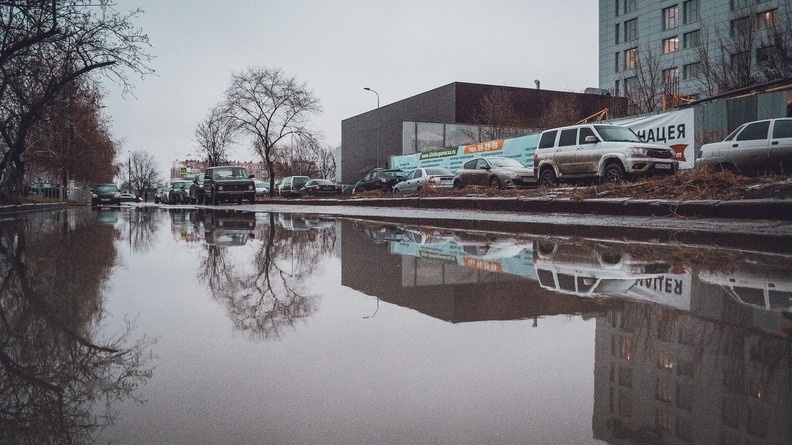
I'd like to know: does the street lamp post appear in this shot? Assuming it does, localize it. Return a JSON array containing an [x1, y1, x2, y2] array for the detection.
[[363, 87, 380, 168]]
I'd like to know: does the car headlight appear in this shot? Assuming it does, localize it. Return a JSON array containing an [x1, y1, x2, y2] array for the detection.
[[113, 193, 121, 198], [218, 185, 224, 191], [248, 185, 254, 190], [506, 171, 518, 178], [92, 193, 98, 198], [627, 147, 648, 157]]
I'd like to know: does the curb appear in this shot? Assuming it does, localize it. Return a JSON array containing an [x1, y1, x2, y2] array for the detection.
[[0, 202, 67, 215], [255, 196, 792, 221]]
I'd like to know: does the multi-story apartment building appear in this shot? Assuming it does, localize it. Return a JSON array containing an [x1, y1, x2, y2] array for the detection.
[[600, 0, 792, 111]]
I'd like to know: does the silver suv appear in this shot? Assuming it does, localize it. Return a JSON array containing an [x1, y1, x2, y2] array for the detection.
[[533, 124, 678, 186]]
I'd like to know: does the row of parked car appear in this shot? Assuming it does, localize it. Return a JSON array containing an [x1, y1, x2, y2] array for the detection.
[[372, 116, 792, 193]]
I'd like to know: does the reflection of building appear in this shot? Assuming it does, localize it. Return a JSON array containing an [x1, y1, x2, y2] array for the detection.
[[593, 298, 792, 445], [341, 222, 610, 323]]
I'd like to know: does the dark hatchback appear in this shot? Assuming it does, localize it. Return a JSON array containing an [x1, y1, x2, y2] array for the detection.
[[353, 168, 405, 193], [91, 183, 121, 206], [203, 166, 256, 205], [299, 179, 342, 197]]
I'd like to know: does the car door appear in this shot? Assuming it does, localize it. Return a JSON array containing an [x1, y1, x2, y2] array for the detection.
[[769, 118, 792, 172], [404, 169, 421, 191], [726, 120, 771, 171], [456, 159, 477, 186], [470, 159, 491, 186], [555, 128, 580, 175], [576, 126, 600, 174]]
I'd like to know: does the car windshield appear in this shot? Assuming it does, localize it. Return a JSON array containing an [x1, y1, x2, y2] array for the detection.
[[294, 177, 310, 186], [211, 167, 248, 179], [489, 158, 525, 168], [313, 179, 333, 185], [594, 125, 641, 142], [173, 182, 187, 189], [94, 184, 118, 193], [383, 171, 403, 178], [425, 167, 452, 175]]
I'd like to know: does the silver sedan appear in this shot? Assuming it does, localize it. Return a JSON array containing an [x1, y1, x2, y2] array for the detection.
[[393, 167, 455, 193]]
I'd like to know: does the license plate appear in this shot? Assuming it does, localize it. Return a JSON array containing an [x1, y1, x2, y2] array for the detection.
[[655, 163, 671, 170]]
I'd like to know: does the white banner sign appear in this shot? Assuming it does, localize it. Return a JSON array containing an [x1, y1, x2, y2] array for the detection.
[[609, 108, 695, 169]]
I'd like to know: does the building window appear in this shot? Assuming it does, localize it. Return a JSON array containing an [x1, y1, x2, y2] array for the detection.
[[663, 6, 679, 30], [731, 0, 752, 10], [731, 16, 752, 37], [614, 79, 620, 96], [683, 0, 699, 24], [615, 23, 620, 44], [625, 47, 638, 70], [624, 0, 636, 14], [757, 45, 783, 77], [662, 37, 679, 54], [664, 68, 679, 94], [615, 52, 620, 73], [624, 18, 638, 42], [655, 378, 673, 402], [615, 0, 620, 17], [683, 30, 701, 48], [624, 76, 638, 96], [683, 62, 701, 80], [757, 9, 777, 29], [731, 51, 751, 71]]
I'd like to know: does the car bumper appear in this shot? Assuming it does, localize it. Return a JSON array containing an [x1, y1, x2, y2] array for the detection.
[[626, 159, 678, 174]]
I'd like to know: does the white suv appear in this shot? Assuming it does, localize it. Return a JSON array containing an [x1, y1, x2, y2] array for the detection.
[[533, 124, 678, 186]]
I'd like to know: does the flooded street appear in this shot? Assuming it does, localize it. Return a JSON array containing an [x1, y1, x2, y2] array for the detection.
[[1, 207, 791, 444]]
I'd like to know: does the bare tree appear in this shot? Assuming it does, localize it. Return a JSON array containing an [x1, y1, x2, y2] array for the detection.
[[462, 88, 533, 141], [621, 43, 665, 114], [194, 104, 236, 167], [126, 150, 162, 199], [0, 0, 152, 200], [694, 16, 758, 95], [224, 67, 322, 196]]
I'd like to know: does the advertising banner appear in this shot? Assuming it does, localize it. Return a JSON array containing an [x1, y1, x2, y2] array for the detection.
[[608, 108, 695, 169], [391, 133, 539, 173]]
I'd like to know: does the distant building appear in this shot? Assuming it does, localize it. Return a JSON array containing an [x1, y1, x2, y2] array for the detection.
[[340, 82, 626, 183], [599, 0, 792, 107]]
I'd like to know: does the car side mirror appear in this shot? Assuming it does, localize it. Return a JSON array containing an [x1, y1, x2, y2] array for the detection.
[[479, 165, 490, 170], [248, 174, 254, 179], [585, 135, 599, 143]]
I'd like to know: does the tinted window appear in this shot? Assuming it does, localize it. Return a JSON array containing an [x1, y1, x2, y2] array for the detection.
[[723, 125, 743, 141], [537, 269, 555, 287], [736, 121, 770, 141], [414, 170, 423, 178], [772, 119, 792, 138], [538, 130, 558, 149], [558, 129, 578, 146], [463, 160, 477, 169], [294, 177, 310, 187], [425, 167, 452, 175], [476, 159, 489, 169], [579, 127, 597, 143]]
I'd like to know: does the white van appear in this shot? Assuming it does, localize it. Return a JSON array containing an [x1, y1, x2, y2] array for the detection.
[[533, 124, 678, 186]]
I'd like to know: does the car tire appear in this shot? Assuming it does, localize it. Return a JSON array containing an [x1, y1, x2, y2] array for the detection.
[[603, 162, 626, 182], [453, 179, 463, 190], [489, 177, 501, 189], [416, 186, 422, 193], [539, 168, 557, 188]]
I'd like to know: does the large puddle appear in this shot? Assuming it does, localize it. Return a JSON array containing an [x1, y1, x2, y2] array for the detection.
[[1, 207, 790, 444]]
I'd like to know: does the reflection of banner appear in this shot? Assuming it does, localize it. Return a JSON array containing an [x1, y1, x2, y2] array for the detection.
[[391, 134, 539, 173], [627, 269, 693, 311], [463, 257, 503, 273], [609, 108, 695, 169]]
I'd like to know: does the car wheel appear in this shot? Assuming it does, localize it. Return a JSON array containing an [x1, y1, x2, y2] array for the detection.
[[489, 177, 501, 189], [416, 186, 422, 193], [539, 168, 557, 188], [453, 179, 463, 190], [603, 162, 626, 182]]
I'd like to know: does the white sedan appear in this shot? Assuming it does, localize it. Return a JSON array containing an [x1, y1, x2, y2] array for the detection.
[[392, 167, 455, 193], [697, 118, 792, 173]]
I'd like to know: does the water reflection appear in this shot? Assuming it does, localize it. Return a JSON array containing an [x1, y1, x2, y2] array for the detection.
[[0, 208, 151, 444], [192, 210, 337, 340], [344, 219, 792, 444]]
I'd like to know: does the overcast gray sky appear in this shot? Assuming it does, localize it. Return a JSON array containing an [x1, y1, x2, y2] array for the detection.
[[104, 0, 600, 178]]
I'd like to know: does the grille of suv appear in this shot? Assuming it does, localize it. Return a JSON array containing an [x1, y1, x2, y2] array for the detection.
[[647, 148, 673, 159]]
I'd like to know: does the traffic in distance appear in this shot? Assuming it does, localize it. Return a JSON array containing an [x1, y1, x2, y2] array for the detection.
[[94, 118, 792, 207]]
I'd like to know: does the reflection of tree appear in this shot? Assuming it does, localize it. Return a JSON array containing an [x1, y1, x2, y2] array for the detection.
[[125, 206, 162, 254], [0, 210, 151, 443], [200, 214, 337, 340]]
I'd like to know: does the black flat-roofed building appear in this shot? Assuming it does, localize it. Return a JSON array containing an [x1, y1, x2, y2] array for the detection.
[[340, 81, 626, 183]]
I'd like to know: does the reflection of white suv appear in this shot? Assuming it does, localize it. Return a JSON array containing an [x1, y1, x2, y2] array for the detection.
[[533, 124, 678, 186]]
